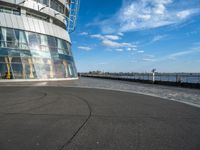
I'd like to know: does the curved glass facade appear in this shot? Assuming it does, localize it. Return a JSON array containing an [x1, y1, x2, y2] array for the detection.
[[35, 0, 65, 14], [0, 27, 77, 79]]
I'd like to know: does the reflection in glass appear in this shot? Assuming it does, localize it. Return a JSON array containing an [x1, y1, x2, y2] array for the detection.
[[1, 28, 6, 47], [57, 39, 65, 54], [67, 42, 72, 55], [11, 57, 23, 79], [40, 34, 49, 51], [6, 28, 16, 48], [0, 27, 77, 80], [0, 28, 5, 47], [19, 31, 29, 49], [54, 60, 65, 78], [48, 36, 57, 53], [0, 63, 7, 79], [27, 32, 40, 50]]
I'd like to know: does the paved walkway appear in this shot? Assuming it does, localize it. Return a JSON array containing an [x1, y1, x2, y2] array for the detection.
[[48, 77, 200, 107], [0, 86, 200, 150], [1, 77, 200, 107]]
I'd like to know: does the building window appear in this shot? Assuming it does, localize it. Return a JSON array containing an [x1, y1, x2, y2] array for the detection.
[[40, 34, 49, 51], [0, 28, 5, 47], [18, 31, 29, 50], [48, 36, 57, 53], [57, 38, 64, 54], [0, 6, 20, 15], [51, 0, 64, 14], [0, 27, 72, 56], [38, 0, 49, 6], [26, 12, 49, 22], [27, 32, 40, 50], [6, 28, 17, 48], [67, 42, 72, 55], [61, 40, 66, 54], [0, 27, 76, 79]]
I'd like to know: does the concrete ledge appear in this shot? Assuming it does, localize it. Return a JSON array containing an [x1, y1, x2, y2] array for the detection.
[[0, 77, 78, 82], [81, 75, 200, 89]]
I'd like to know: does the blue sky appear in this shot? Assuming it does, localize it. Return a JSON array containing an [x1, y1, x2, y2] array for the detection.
[[71, 0, 200, 73]]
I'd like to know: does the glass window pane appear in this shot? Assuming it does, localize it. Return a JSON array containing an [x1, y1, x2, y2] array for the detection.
[[0, 28, 5, 47], [6, 28, 16, 48], [19, 30, 29, 49], [67, 42, 72, 55], [27, 32, 40, 50], [0, 63, 8, 79], [57, 39, 64, 54], [40, 34, 49, 51], [0, 57, 5, 63], [40, 35, 48, 46], [48, 36, 57, 53], [62, 41, 70, 55], [11, 59, 23, 79], [54, 60, 65, 78], [62, 60, 69, 77], [48, 36, 56, 47], [14, 30, 19, 48], [39, 0, 49, 6]]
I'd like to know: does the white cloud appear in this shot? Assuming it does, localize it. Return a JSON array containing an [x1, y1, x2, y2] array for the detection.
[[152, 35, 166, 42], [116, 48, 124, 52], [137, 50, 144, 53], [127, 47, 137, 51], [78, 46, 92, 51], [168, 50, 196, 59], [142, 58, 155, 61], [145, 54, 155, 58], [127, 48, 132, 51], [117, 32, 124, 36], [80, 32, 89, 36], [102, 39, 119, 48], [90, 34, 121, 41], [102, 39, 136, 49], [90, 34, 104, 40], [167, 45, 200, 59], [95, 0, 200, 33], [90, 33, 136, 50], [176, 9, 199, 19], [104, 35, 121, 40]]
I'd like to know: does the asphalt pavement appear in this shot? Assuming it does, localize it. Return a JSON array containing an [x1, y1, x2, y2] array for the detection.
[[0, 86, 200, 150]]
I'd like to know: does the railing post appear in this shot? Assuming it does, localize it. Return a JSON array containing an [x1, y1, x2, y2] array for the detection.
[[153, 72, 155, 83]]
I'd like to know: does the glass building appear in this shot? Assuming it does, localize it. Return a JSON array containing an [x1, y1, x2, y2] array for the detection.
[[0, 0, 78, 80]]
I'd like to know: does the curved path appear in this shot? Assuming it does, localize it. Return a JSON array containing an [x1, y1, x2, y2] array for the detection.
[[0, 86, 200, 150]]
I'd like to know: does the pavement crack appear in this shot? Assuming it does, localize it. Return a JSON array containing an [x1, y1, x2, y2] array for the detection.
[[58, 94, 92, 150]]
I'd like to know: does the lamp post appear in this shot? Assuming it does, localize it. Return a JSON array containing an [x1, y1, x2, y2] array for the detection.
[[152, 68, 156, 83]]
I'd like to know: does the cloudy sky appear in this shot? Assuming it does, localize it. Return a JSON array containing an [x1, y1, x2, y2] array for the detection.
[[71, 0, 200, 73]]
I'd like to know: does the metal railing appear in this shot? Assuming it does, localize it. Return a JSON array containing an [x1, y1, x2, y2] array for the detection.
[[66, 0, 80, 33], [81, 73, 200, 84]]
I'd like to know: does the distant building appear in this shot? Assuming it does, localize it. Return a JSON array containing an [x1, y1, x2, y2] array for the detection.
[[0, 0, 79, 80]]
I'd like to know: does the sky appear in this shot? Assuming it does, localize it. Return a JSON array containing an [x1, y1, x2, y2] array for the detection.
[[70, 0, 200, 73]]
